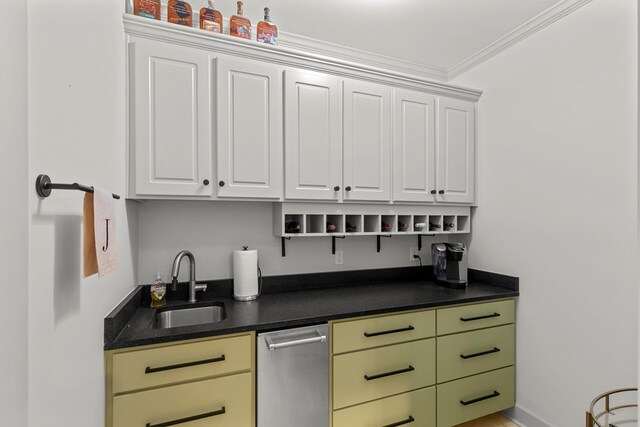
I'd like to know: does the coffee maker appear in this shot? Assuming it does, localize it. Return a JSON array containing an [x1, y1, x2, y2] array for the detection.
[[432, 243, 468, 289]]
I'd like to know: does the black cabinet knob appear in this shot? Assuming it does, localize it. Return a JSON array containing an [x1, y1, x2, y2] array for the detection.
[[345, 186, 352, 192], [438, 190, 445, 195], [430, 190, 436, 195], [219, 181, 225, 187], [334, 186, 340, 191], [203, 179, 210, 186]]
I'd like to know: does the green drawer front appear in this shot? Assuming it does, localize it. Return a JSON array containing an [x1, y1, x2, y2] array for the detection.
[[436, 366, 515, 427], [437, 324, 514, 383], [333, 338, 436, 410], [333, 310, 435, 354], [333, 387, 436, 427], [437, 299, 514, 335]]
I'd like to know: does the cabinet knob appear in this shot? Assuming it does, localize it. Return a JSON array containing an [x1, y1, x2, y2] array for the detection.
[[219, 181, 225, 187], [438, 190, 445, 195], [203, 179, 210, 186], [430, 190, 436, 195], [345, 186, 352, 192], [334, 186, 340, 192]]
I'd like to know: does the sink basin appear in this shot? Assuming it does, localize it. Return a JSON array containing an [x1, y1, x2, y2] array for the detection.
[[153, 303, 226, 329]]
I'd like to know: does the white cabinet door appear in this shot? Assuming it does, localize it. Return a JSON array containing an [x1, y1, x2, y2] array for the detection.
[[217, 57, 283, 199], [284, 70, 342, 201], [343, 80, 391, 202], [437, 97, 476, 204], [393, 89, 436, 203], [131, 40, 213, 197]]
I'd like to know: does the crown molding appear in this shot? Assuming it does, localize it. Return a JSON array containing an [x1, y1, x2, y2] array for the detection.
[[447, 0, 594, 79]]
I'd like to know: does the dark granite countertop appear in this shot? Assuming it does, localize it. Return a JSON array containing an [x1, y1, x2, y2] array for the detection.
[[104, 267, 519, 350]]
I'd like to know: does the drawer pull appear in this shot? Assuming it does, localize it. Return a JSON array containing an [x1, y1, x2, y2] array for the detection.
[[364, 325, 415, 337], [364, 365, 415, 381], [460, 347, 501, 359], [460, 391, 500, 406], [382, 415, 415, 427], [145, 406, 225, 427], [144, 354, 225, 374], [460, 312, 500, 322]]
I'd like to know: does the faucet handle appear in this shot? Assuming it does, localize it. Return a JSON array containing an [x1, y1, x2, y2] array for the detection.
[[195, 283, 207, 293]]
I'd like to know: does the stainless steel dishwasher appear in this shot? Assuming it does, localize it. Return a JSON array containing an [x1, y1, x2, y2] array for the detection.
[[257, 324, 329, 427]]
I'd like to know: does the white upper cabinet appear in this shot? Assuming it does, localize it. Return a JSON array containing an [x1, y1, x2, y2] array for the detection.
[[343, 80, 391, 202], [284, 70, 342, 201], [216, 57, 283, 199], [437, 97, 476, 204], [130, 40, 213, 197], [393, 89, 436, 203]]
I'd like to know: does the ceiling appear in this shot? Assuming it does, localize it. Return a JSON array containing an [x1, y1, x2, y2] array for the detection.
[[228, 0, 571, 76]]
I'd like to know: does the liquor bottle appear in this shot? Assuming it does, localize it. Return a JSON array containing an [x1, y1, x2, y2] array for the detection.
[[168, 0, 193, 27], [256, 7, 278, 45], [199, 0, 223, 33], [133, 0, 161, 20], [230, 1, 251, 39]]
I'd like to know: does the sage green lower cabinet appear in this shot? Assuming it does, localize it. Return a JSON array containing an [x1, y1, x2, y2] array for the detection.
[[436, 366, 515, 427], [333, 386, 436, 427], [330, 299, 516, 427]]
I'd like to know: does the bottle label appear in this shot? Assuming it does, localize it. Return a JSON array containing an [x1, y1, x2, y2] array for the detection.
[[172, 2, 191, 18], [202, 20, 221, 32], [230, 16, 251, 39], [257, 27, 277, 45], [135, 0, 160, 20]]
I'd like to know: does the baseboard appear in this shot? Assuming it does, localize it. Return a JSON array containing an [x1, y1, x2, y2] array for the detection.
[[502, 405, 554, 427]]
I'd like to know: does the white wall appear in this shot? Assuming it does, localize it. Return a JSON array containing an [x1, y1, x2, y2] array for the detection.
[[451, 0, 638, 425], [138, 201, 442, 282], [0, 0, 28, 423], [27, 0, 138, 425]]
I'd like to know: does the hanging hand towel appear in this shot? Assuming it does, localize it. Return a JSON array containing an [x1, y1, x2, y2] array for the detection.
[[83, 192, 98, 278], [93, 188, 118, 277], [83, 188, 118, 278]]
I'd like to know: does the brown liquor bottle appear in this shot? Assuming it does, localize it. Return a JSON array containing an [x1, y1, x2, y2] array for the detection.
[[230, 1, 251, 39], [133, 0, 161, 20], [168, 0, 193, 27], [199, 0, 223, 33], [256, 7, 278, 45]]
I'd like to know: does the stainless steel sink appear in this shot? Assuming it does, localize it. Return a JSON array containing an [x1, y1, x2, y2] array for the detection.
[[153, 304, 226, 329]]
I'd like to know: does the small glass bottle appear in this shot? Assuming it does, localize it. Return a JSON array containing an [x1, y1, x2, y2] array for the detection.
[[257, 7, 278, 45], [230, 1, 251, 39], [150, 272, 167, 308], [199, 0, 223, 33], [168, 0, 193, 27], [134, 0, 161, 20]]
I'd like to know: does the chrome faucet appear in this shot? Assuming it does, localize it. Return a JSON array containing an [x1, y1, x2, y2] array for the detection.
[[170, 250, 207, 303]]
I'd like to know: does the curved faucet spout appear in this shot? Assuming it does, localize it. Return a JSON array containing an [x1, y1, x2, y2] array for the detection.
[[170, 250, 207, 303]]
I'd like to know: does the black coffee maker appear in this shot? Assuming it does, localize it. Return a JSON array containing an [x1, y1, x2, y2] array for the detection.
[[431, 243, 468, 289]]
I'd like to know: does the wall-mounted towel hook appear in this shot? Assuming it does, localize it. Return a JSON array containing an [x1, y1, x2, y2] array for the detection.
[[35, 174, 120, 200], [377, 234, 392, 252], [331, 236, 345, 255]]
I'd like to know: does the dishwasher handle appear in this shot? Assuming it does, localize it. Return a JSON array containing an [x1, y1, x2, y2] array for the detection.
[[265, 330, 327, 351]]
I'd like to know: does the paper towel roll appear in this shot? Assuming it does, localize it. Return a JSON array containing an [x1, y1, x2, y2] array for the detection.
[[233, 248, 259, 301]]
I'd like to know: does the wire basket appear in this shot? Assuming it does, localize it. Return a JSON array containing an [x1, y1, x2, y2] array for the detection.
[[586, 387, 637, 427]]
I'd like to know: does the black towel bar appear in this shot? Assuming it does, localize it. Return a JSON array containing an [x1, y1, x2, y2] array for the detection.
[[35, 174, 120, 200]]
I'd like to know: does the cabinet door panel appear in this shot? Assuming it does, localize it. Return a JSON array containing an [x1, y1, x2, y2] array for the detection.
[[393, 89, 436, 202], [284, 70, 341, 200], [217, 58, 283, 198], [132, 40, 212, 197], [343, 80, 391, 202], [437, 97, 475, 204]]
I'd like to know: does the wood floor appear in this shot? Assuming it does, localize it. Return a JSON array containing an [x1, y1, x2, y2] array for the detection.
[[455, 413, 519, 427]]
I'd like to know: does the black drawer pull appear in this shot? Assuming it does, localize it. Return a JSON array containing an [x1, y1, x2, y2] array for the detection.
[[145, 354, 225, 374], [364, 325, 415, 337], [460, 347, 501, 359], [364, 365, 414, 381], [146, 406, 225, 427], [460, 391, 500, 406], [460, 312, 500, 322], [382, 415, 415, 427]]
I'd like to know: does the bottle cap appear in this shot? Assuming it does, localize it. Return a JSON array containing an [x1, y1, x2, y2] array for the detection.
[[264, 7, 270, 20], [208, 0, 215, 9], [237, 0, 243, 14]]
